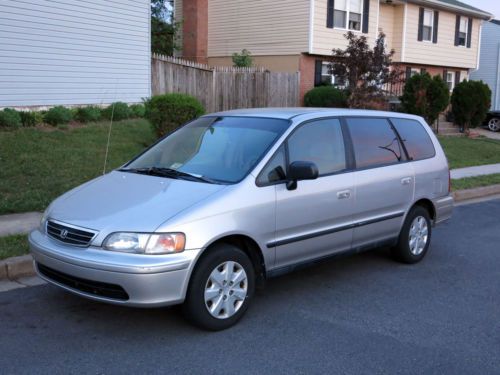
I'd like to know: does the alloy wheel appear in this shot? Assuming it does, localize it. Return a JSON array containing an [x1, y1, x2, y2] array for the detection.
[[488, 118, 500, 132], [408, 216, 429, 256], [204, 261, 248, 319]]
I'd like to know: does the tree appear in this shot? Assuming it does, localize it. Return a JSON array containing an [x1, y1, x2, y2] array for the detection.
[[451, 80, 491, 134], [330, 32, 403, 109], [400, 73, 449, 125], [151, 0, 180, 55], [232, 49, 253, 67]]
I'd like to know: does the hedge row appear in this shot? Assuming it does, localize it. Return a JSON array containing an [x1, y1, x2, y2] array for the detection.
[[0, 102, 146, 129]]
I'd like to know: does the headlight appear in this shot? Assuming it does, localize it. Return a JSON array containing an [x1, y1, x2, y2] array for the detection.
[[103, 232, 185, 255]]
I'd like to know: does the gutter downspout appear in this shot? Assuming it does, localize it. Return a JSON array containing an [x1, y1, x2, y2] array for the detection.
[[309, 0, 315, 54]]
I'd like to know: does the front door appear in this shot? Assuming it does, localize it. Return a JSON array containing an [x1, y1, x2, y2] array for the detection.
[[271, 118, 355, 269]]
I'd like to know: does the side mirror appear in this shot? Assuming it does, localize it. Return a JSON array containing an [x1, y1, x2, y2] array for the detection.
[[286, 161, 318, 190]]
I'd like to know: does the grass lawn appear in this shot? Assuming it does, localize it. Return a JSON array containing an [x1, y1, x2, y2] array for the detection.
[[0, 119, 155, 215], [452, 173, 500, 191], [438, 136, 500, 169], [0, 235, 30, 260]]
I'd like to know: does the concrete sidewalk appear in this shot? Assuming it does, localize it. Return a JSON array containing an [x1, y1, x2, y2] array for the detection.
[[0, 212, 42, 237], [450, 163, 500, 179]]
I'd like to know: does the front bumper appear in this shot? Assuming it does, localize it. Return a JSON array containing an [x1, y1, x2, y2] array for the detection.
[[432, 194, 454, 225], [29, 230, 201, 307]]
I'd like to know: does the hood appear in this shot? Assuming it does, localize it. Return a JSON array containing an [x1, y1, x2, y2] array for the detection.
[[48, 171, 226, 235]]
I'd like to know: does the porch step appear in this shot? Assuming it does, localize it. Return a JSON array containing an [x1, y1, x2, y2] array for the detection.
[[435, 127, 462, 136]]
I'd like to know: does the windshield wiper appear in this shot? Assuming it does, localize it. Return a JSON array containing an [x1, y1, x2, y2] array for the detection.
[[118, 167, 218, 184]]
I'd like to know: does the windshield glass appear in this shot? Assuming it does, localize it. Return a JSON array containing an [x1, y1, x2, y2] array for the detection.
[[124, 116, 290, 183]]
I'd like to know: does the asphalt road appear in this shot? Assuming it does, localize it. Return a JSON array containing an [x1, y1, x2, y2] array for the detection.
[[1, 200, 500, 374]]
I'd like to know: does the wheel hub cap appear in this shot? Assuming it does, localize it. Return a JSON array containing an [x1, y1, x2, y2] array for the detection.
[[489, 118, 500, 132], [408, 216, 429, 256], [204, 261, 248, 319]]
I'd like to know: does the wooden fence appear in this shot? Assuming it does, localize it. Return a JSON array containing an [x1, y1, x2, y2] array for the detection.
[[151, 54, 300, 112]]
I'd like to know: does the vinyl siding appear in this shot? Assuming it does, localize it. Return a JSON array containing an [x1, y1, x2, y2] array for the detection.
[[207, 0, 309, 57], [404, 3, 480, 69], [378, 4, 404, 61], [470, 22, 500, 110], [312, 0, 379, 56], [0, 0, 150, 107]]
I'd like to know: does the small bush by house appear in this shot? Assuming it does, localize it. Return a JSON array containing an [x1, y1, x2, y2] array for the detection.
[[19, 111, 43, 127], [75, 106, 102, 123], [101, 102, 130, 122], [451, 80, 491, 134], [400, 73, 449, 125], [44, 106, 73, 126], [145, 94, 205, 138], [129, 103, 146, 118], [0, 108, 22, 129], [304, 86, 348, 108]]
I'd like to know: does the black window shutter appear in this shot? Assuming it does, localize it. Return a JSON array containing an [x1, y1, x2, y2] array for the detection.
[[467, 17, 473, 48], [421, 68, 427, 74], [443, 69, 448, 81], [362, 0, 369, 33], [418, 8, 424, 41], [327, 0, 334, 28], [454, 15, 460, 46], [405, 67, 412, 82], [433, 11, 439, 43], [455, 71, 461, 86], [314, 60, 323, 87]]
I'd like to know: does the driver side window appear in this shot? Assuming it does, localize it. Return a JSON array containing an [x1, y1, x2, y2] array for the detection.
[[288, 119, 346, 176]]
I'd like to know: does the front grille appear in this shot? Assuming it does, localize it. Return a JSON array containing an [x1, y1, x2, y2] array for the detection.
[[46, 220, 96, 247], [37, 263, 129, 301]]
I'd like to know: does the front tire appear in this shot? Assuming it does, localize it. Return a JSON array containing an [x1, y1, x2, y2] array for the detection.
[[183, 243, 255, 331], [392, 206, 432, 264]]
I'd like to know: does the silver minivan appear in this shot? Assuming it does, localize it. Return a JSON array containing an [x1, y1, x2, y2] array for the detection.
[[29, 108, 453, 330]]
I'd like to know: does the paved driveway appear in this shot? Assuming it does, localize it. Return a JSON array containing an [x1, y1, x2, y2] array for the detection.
[[1, 200, 499, 374]]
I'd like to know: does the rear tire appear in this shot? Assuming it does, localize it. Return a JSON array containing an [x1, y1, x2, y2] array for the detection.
[[392, 206, 432, 264], [183, 243, 255, 331]]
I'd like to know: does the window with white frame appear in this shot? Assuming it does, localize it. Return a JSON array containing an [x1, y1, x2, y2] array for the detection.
[[446, 72, 454, 91], [321, 62, 346, 87], [458, 17, 468, 46], [334, 0, 362, 31], [422, 9, 434, 41], [411, 69, 420, 78]]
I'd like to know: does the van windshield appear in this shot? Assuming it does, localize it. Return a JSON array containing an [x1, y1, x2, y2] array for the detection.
[[123, 116, 290, 183]]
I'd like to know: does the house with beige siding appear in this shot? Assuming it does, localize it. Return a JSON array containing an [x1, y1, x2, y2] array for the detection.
[[175, 0, 492, 102]]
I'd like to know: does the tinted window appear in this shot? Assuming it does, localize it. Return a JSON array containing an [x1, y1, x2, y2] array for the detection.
[[256, 146, 286, 185], [391, 118, 435, 161], [288, 119, 346, 175], [346, 118, 403, 169], [126, 117, 289, 183]]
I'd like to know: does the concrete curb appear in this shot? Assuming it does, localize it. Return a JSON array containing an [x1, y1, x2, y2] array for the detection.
[[453, 184, 500, 202], [0, 255, 35, 280], [1, 186, 500, 282]]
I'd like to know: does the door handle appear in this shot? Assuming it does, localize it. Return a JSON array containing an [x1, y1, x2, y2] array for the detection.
[[401, 177, 412, 185], [337, 190, 351, 199]]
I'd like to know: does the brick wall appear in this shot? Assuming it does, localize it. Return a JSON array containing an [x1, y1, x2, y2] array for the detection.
[[299, 54, 318, 105], [182, 0, 208, 63]]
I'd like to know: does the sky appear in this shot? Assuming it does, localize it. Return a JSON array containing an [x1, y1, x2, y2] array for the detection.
[[460, 0, 500, 19]]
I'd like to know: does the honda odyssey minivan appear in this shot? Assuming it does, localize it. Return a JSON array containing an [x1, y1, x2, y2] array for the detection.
[[30, 108, 453, 330]]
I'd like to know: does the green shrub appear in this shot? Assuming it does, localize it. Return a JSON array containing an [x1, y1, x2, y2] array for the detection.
[[19, 111, 42, 127], [400, 73, 449, 125], [451, 80, 491, 134], [232, 49, 253, 67], [129, 103, 146, 118], [75, 106, 102, 123], [44, 106, 73, 126], [101, 102, 130, 121], [0, 108, 22, 129], [304, 86, 348, 108], [145, 94, 205, 138]]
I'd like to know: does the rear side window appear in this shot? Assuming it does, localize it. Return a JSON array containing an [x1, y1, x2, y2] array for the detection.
[[346, 118, 404, 169], [391, 118, 436, 161]]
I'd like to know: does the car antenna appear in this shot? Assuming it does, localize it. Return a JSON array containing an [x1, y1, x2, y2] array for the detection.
[[102, 101, 116, 175]]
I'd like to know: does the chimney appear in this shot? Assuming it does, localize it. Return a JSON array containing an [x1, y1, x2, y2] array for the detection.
[[182, 0, 208, 63]]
